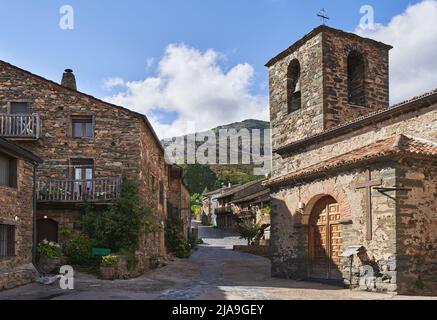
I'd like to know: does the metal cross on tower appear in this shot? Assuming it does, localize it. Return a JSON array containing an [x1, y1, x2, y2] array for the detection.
[[317, 8, 330, 25]]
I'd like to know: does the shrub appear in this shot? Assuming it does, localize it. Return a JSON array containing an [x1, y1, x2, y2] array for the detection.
[[118, 246, 139, 270], [81, 179, 154, 253], [166, 216, 191, 258], [101, 255, 118, 267], [237, 221, 261, 245], [149, 255, 160, 270], [37, 240, 62, 259], [65, 234, 93, 265]]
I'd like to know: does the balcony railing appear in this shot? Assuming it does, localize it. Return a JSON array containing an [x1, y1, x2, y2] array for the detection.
[[215, 205, 232, 215], [0, 114, 41, 139], [37, 177, 122, 203]]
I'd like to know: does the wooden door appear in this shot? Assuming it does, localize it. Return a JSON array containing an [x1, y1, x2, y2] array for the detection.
[[308, 196, 343, 280], [37, 219, 58, 244]]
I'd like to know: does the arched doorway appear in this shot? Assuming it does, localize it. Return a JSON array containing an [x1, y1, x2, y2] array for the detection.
[[308, 196, 343, 280], [36, 219, 58, 244]]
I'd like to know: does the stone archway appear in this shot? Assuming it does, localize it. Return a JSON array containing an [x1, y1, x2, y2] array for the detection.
[[307, 195, 343, 280], [36, 219, 59, 244]]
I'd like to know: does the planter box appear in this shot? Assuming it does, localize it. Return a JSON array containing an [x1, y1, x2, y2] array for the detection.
[[100, 265, 117, 280]]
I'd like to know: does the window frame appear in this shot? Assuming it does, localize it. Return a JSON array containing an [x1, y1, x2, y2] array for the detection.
[[71, 115, 95, 139], [347, 50, 367, 106], [286, 59, 302, 114], [0, 224, 16, 259], [0, 151, 18, 189], [7, 101, 31, 114]]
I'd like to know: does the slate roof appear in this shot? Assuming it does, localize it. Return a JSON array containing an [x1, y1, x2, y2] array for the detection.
[[264, 134, 437, 187]]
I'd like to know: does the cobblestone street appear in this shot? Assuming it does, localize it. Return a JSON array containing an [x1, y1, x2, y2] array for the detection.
[[0, 223, 435, 300]]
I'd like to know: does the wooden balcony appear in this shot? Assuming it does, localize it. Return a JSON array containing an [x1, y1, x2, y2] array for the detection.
[[37, 177, 122, 203], [215, 205, 232, 215], [0, 114, 41, 140]]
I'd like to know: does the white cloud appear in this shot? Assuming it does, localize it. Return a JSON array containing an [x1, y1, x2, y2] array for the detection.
[[102, 77, 125, 90], [355, 0, 437, 103], [104, 43, 268, 139], [146, 57, 155, 72]]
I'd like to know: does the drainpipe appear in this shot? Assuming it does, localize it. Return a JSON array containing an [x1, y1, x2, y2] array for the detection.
[[32, 163, 38, 268]]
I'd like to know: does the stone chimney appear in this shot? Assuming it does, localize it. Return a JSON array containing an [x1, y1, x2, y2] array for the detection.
[[61, 69, 77, 90]]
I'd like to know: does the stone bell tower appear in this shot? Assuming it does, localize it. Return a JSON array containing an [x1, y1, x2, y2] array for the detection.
[[266, 25, 392, 152]]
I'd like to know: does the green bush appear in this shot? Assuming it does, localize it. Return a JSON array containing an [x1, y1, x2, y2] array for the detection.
[[81, 179, 154, 253], [37, 240, 62, 259], [65, 234, 93, 265], [149, 255, 160, 270], [118, 246, 139, 270], [237, 221, 261, 245], [166, 216, 191, 258]]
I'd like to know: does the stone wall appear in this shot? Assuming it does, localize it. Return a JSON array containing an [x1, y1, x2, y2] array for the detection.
[[0, 157, 37, 290], [270, 163, 398, 293], [269, 32, 324, 152], [322, 29, 390, 128], [167, 166, 191, 241], [396, 159, 437, 295]]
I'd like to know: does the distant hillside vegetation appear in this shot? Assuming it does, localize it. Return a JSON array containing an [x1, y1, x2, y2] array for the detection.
[[162, 119, 270, 194]]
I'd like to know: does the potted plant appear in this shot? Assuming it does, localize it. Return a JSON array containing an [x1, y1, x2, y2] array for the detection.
[[100, 255, 119, 280], [37, 240, 63, 274]]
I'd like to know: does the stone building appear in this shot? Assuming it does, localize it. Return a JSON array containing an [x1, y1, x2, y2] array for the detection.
[[264, 25, 437, 295], [167, 165, 191, 241], [214, 180, 270, 232], [202, 186, 234, 227], [0, 137, 42, 290], [0, 60, 169, 262]]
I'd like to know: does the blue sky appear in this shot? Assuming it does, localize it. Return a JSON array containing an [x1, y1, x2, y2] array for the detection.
[[1, 0, 435, 138]]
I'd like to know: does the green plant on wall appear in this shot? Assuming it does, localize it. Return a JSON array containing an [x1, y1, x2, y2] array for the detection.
[[165, 215, 191, 258], [81, 178, 153, 253]]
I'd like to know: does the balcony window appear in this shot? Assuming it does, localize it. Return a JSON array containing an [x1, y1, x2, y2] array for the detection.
[[72, 116, 94, 138], [0, 224, 15, 258], [0, 153, 17, 188], [70, 158, 94, 195]]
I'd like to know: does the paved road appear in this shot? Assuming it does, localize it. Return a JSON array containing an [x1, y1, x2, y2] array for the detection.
[[0, 223, 435, 300]]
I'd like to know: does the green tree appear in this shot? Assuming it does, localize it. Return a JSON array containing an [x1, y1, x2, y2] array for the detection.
[[237, 221, 261, 245], [181, 163, 219, 194]]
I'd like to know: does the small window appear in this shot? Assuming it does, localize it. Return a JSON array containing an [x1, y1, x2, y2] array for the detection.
[[287, 59, 302, 113], [0, 153, 17, 188], [0, 224, 16, 258], [72, 116, 94, 138], [10, 102, 29, 114], [159, 181, 164, 205]]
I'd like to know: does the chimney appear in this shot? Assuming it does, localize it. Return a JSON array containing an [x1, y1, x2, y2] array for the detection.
[[61, 69, 77, 90]]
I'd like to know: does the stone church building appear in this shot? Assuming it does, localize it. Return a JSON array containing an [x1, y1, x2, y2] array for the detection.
[[264, 25, 437, 295]]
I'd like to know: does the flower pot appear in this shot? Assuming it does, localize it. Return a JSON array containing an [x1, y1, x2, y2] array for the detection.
[[100, 265, 117, 280], [38, 256, 62, 274]]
